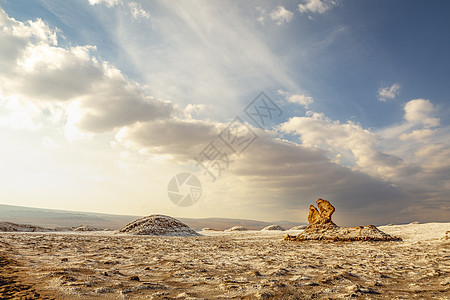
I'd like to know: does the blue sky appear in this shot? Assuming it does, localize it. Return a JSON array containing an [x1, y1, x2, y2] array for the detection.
[[0, 0, 449, 225]]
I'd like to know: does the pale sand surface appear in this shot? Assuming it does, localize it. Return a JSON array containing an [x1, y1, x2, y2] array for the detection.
[[0, 223, 449, 299]]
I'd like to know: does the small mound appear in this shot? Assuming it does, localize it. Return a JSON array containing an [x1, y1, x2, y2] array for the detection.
[[0, 221, 56, 232], [261, 225, 285, 231], [202, 228, 219, 231], [119, 215, 199, 237], [225, 226, 248, 232], [289, 225, 307, 230], [73, 224, 102, 232]]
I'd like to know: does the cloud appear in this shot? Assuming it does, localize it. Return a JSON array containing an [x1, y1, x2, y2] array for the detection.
[[88, 0, 150, 20], [278, 90, 314, 108], [280, 111, 417, 180], [298, 0, 338, 15], [88, 0, 122, 7], [378, 83, 401, 101], [127, 2, 150, 20], [108, 0, 300, 117], [255, 7, 266, 24], [269, 6, 294, 25], [183, 104, 207, 119], [0, 7, 172, 136], [415, 144, 450, 177], [378, 99, 441, 145], [404, 99, 439, 127], [115, 118, 221, 162], [232, 134, 406, 224], [112, 85, 449, 224], [0, 97, 42, 130], [399, 129, 435, 141], [65, 62, 173, 134]]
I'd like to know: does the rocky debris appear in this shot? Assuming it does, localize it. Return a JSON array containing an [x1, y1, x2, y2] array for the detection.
[[285, 198, 401, 242], [73, 225, 102, 232], [128, 275, 140, 281], [445, 231, 450, 240], [225, 226, 248, 232], [0, 221, 57, 232], [261, 225, 285, 231], [118, 215, 199, 237]]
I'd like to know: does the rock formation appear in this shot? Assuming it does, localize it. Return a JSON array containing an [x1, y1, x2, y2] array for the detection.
[[119, 215, 199, 237], [307, 205, 320, 224], [317, 198, 335, 220], [285, 198, 401, 242]]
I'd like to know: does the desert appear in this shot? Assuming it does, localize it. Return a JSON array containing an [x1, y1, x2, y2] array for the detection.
[[1, 219, 449, 299]]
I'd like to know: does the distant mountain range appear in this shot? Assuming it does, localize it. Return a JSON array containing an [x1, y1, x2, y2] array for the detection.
[[0, 204, 306, 230]]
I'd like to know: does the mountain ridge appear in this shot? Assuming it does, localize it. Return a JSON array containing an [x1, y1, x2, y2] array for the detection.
[[0, 204, 306, 230]]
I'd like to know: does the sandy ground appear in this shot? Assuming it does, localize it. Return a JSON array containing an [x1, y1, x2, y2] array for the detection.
[[0, 223, 449, 299]]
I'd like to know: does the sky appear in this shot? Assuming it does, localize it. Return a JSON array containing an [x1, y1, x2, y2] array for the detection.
[[0, 0, 449, 226]]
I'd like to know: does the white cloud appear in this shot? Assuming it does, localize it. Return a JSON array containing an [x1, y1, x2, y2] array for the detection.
[[269, 6, 294, 25], [298, 0, 338, 15], [88, 0, 150, 21], [404, 99, 439, 127], [0, 7, 172, 136], [378, 83, 401, 101], [278, 90, 314, 108], [127, 2, 150, 20], [280, 111, 417, 180], [183, 104, 206, 119], [0, 97, 42, 130], [399, 129, 435, 141], [88, 0, 122, 7], [415, 144, 450, 175], [289, 94, 314, 107]]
